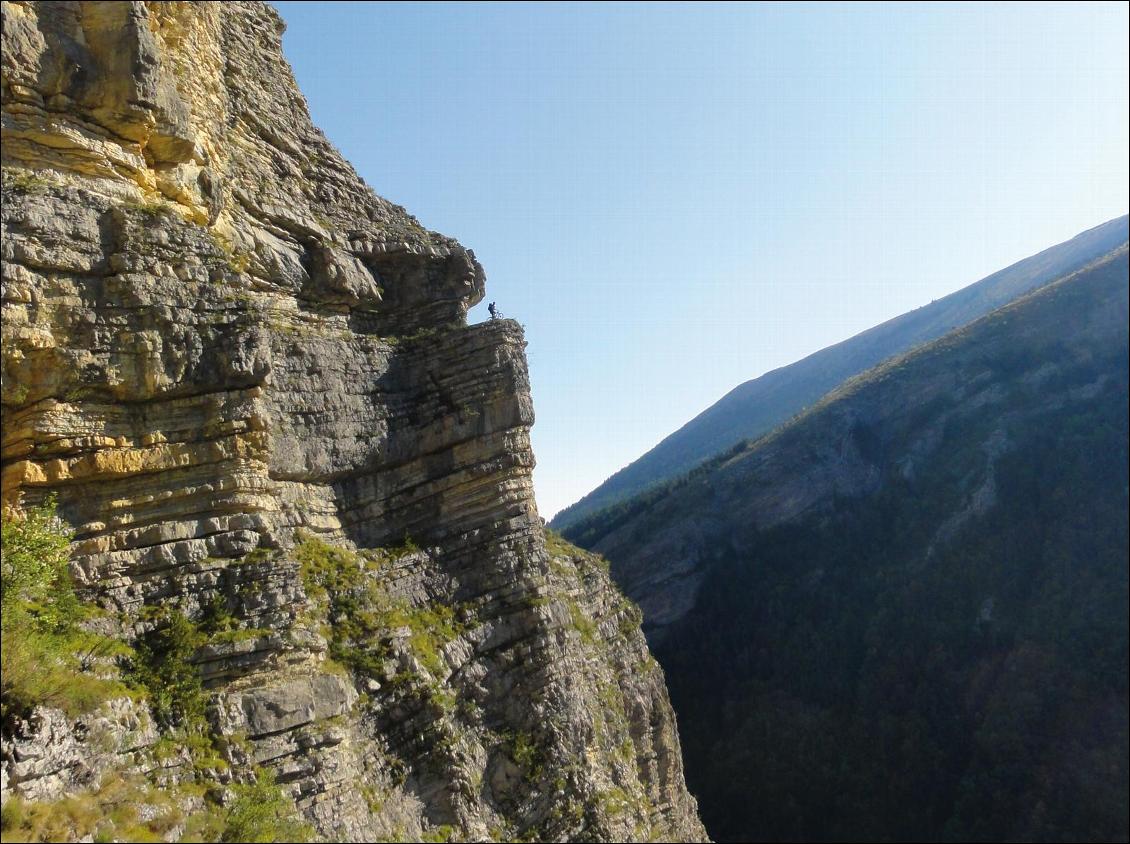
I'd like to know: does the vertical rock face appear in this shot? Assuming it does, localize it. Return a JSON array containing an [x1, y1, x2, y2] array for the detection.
[[0, 2, 707, 840]]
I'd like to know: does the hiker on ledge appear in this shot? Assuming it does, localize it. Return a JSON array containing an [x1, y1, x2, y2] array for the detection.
[[488, 302, 500, 320]]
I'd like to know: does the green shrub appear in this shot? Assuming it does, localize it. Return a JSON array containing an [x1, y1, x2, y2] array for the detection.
[[199, 593, 236, 636], [501, 730, 545, 782], [391, 533, 419, 556], [127, 607, 206, 731], [221, 769, 314, 843], [1, 497, 76, 630], [1, 499, 122, 720]]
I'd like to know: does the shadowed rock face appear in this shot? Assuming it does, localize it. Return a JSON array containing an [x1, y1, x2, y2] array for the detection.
[[566, 247, 1129, 841], [0, 3, 706, 840], [580, 248, 1129, 643]]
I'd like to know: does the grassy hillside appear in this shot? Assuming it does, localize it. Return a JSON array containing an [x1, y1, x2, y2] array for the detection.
[[568, 247, 1130, 841], [553, 214, 1128, 532]]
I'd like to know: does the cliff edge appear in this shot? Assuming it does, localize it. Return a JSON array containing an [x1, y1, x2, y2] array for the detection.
[[0, 2, 706, 840]]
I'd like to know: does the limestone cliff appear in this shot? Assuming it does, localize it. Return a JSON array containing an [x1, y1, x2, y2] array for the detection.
[[0, 2, 707, 841]]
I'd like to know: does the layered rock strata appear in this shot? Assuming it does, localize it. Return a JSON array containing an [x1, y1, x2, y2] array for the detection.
[[0, 2, 706, 840]]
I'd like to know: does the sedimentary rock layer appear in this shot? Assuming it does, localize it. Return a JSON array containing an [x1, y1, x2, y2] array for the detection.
[[0, 2, 706, 840]]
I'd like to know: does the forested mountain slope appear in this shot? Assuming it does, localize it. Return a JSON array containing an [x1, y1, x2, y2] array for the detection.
[[567, 246, 1130, 841], [553, 214, 1128, 532]]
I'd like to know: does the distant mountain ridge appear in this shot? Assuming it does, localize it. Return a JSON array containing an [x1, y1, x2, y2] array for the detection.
[[567, 243, 1130, 841], [552, 213, 1129, 531]]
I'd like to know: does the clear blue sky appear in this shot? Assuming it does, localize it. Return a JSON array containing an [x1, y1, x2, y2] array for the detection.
[[274, 1, 1129, 520]]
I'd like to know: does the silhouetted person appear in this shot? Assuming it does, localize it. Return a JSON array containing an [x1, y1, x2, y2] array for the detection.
[[488, 302, 498, 320]]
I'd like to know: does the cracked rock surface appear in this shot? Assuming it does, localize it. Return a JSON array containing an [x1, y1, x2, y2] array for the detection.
[[0, 2, 707, 840]]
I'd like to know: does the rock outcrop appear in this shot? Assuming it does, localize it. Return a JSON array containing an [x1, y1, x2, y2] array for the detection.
[[0, 2, 706, 840]]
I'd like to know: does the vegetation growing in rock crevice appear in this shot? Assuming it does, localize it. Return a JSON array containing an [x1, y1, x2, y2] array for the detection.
[[1, 499, 125, 723], [1, 510, 316, 842], [502, 729, 546, 783], [0, 773, 194, 843], [220, 769, 315, 843], [127, 606, 208, 733], [296, 532, 463, 680], [1, 166, 53, 195], [0, 767, 314, 844]]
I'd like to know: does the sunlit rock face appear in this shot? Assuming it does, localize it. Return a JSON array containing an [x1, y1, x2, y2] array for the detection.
[[0, 3, 707, 840]]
